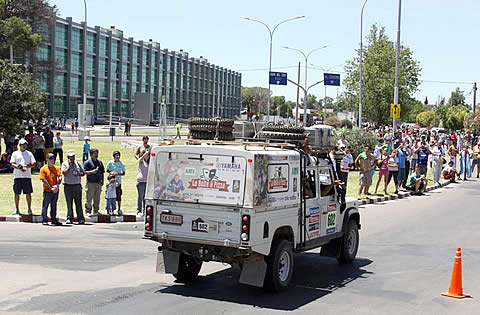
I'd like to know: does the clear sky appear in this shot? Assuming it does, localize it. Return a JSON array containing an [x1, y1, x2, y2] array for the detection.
[[52, 0, 480, 106]]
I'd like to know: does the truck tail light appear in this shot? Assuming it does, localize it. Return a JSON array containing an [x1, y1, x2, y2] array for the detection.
[[145, 206, 153, 231], [241, 215, 250, 241]]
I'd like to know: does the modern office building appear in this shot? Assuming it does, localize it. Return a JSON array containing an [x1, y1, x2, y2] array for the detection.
[[34, 16, 242, 120]]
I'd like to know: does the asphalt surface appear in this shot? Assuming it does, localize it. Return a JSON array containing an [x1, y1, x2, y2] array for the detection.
[[1, 178, 479, 314]]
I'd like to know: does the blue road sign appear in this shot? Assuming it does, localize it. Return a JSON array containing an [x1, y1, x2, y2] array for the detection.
[[269, 72, 287, 85], [324, 73, 341, 86]]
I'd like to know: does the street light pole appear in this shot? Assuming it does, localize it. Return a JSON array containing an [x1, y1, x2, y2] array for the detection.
[[359, 0, 367, 128], [82, 0, 88, 130], [242, 16, 305, 122], [393, 0, 402, 133], [283, 46, 327, 126]]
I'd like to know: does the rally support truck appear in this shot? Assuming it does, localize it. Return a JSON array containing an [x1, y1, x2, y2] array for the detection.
[[143, 142, 360, 292]]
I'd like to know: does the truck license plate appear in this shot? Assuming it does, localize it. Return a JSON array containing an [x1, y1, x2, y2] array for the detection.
[[160, 214, 183, 225]]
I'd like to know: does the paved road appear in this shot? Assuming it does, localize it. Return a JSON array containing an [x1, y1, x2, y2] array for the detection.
[[1, 179, 479, 314]]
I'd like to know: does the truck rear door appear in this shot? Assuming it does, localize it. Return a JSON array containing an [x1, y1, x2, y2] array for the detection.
[[151, 151, 247, 244]]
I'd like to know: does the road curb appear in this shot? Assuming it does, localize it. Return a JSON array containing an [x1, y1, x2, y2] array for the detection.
[[361, 181, 451, 205], [0, 214, 144, 224]]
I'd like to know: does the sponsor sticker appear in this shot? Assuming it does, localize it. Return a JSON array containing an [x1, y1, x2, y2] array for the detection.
[[185, 168, 196, 175]]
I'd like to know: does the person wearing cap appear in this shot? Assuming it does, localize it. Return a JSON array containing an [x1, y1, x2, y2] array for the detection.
[[10, 139, 36, 215], [40, 153, 62, 225], [61, 150, 86, 224], [106, 151, 126, 215], [82, 136, 90, 163]]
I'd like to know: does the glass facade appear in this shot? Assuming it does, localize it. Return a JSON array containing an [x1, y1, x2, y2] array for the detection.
[[35, 17, 241, 119]]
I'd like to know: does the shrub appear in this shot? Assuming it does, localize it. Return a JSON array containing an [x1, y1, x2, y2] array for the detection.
[[464, 112, 480, 132], [333, 127, 378, 160], [416, 111, 435, 127], [340, 119, 353, 129], [325, 116, 340, 128]]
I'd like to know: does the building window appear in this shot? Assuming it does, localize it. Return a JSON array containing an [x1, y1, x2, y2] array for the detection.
[[99, 58, 107, 78], [133, 46, 139, 64], [98, 80, 107, 97], [36, 46, 50, 61], [111, 61, 120, 79], [86, 55, 96, 75], [121, 82, 129, 99], [86, 77, 95, 96], [55, 49, 67, 70], [100, 37, 108, 56], [54, 96, 66, 116], [132, 83, 137, 95], [71, 52, 82, 73], [70, 76, 81, 96], [55, 24, 68, 47], [142, 48, 148, 66], [97, 99, 107, 115], [123, 43, 130, 61], [167, 56, 171, 72], [71, 28, 82, 50], [142, 69, 147, 83], [112, 40, 120, 59], [87, 32, 96, 54], [54, 73, 67, 94], [151, 69, 156, 85], [132, 66, 138, 82], [36, 72, 50, 92], [112, 81, 118, 98], [153, 51, 158, 66], [121, 102, 128, 116], [122, 63, 129, 81]]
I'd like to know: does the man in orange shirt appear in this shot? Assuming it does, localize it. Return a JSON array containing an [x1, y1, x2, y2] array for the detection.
[[40, 153, 62, 225]]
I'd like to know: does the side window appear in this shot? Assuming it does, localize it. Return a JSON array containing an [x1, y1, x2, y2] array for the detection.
[[319, 167, 335, 197], [303, 169, 316, 199]]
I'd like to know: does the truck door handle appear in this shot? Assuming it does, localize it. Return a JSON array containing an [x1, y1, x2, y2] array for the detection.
[[162, 210, 171, 214]]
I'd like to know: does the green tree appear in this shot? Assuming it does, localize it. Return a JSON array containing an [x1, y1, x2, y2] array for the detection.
[[406, 99, 428, 122], [0, 16, 41, 59], [343, 24, 421, 124], [447, 87, 466, 106], [464, 112, 480, 132], [325, 116, 340, 128], [301, 93, 319, 109], [443, 105, 469, 131], [0, 60, 47, 136], [416, 111, 435, 127], [241, 86, 269, 114], [271, 96, 290, 117]]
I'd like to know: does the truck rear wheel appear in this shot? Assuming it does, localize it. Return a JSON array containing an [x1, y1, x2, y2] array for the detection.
[[264, 239, 294, 292], [173, 254, 202, 282], [337, 220, 359, 264]]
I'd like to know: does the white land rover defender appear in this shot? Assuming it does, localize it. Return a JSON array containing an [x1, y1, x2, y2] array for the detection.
[[143, 140, 360, 292]]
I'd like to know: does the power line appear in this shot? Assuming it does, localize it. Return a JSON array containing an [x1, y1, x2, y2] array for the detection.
[[421, 80, 474, 85]]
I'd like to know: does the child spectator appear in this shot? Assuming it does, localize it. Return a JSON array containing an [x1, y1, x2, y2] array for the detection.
[[105, 174, 117, 215], [443, 161, 459, 183], [82, 136, 90, 163]]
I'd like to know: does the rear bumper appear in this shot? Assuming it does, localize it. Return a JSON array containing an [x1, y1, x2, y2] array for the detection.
[[154, 239, 251, 263]]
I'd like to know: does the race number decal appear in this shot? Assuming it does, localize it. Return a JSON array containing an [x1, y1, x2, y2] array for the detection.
[[327, 204, 336, 234]]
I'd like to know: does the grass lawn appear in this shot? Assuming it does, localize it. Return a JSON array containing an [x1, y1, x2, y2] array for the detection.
[[345, 169, 435, 199], [0, 139, 437, 216], [0, 140, 143, 217]]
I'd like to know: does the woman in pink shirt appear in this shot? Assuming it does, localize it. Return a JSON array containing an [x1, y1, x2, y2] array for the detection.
[[374, 147, 390, 195]]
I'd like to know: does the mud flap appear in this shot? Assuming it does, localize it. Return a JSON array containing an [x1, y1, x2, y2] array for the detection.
[[156, 250, 180, 274], [239, 254, 267, 287]]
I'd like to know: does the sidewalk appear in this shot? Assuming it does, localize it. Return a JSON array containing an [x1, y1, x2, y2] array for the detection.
[[0, 214, 144, 223], [359, 180, 451, 205]]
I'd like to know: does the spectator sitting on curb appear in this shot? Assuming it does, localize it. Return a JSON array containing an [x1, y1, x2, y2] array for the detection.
[[406, 166, 428, 195], [106, 151, 126, 216], [443, 161, 459, 183], [0, 153, 13, 173]]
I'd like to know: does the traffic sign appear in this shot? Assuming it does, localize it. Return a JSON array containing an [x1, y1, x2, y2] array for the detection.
[[390, 104, 401, 118], [324, 73, 340, 86], [269, 72, 287, 85]]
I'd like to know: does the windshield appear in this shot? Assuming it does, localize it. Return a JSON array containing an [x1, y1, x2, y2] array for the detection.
[[153, 152, 246, 206]]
